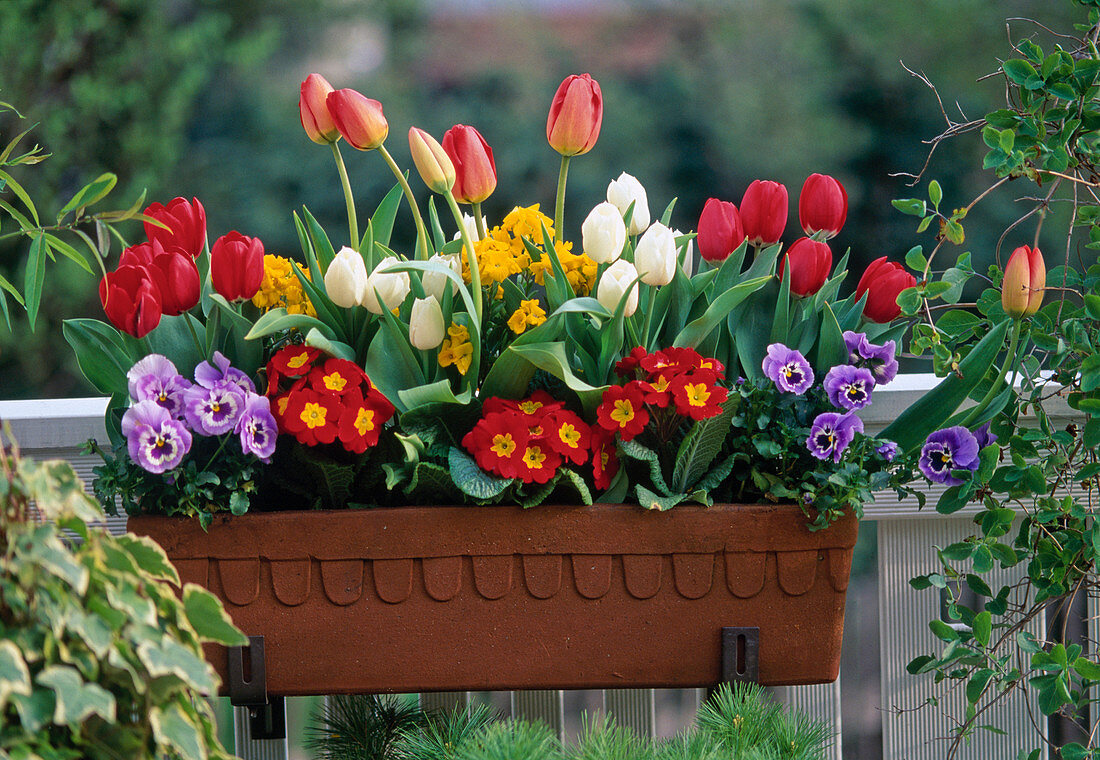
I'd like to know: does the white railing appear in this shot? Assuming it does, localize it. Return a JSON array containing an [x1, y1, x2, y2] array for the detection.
[[0, 379, 1064, 760]]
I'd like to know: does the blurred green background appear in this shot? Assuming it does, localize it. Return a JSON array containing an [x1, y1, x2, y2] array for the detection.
[[0, 0, 1079, 398]]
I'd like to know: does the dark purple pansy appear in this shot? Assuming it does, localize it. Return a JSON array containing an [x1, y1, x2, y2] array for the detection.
[[182, 381, 247, 436], [823, 364, 876, 411], [807, 411, 864, 463], [126, 354, 192, 416], [236, 394, 278, 462], [762, 343, 814, 394], [194, 350, 256, 395], [875, 439, 899, 462], [919, 426, 980, 485], [121, 399, 192, 473], [843, 330, 898, 385], [973, 422, 998, 450]]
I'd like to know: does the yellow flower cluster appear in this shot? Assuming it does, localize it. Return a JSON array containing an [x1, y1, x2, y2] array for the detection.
[[251, 255, 316, 316], [437, 322, 473, 375], [527, 240, 598, 296], [507, 299, 547, 334]]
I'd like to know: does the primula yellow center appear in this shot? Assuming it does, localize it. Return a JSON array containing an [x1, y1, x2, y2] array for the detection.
[[700, 360, 716, 370], [649, 376, 670, 393], [490, 433, 517, 458], [354, 408, 376, 435], [522, 446, 547, 469], [558, 423, 581, 448], [300, 402, 328, 429], [610, 400, 636, 425], [529, 425, 543, 436], [518, 401, 543, 414], [684, 383, 711, 407], [323, 371, 347, 392], [600, 449, 610, 468], [277, 397, 290, 415], [287, 352, 311, 370]]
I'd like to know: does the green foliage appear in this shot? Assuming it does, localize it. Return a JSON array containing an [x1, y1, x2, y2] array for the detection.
[[305, 694, 427, 760], [0, 438, 245, 759]]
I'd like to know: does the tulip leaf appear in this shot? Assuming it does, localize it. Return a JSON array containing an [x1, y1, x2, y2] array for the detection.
[[398, 379, 471, 411], [301, 206, 336, 271], [369, 181, 404, 249], [880, 318, 1011, 453], [384, 259, 481, 333], [366, 322, 424, 413], [653, 266, 692, 346], [771, 264, 792, 345], [732, 282, 778, 380], [427, 197, 447, 252], [674, 276, 771, 349], [244, 306, 334, 341], [289, 261, 344, 338], [145, 313, 207, 377], [305, 328, 355, 362], [710, 240, 749, 294], [62, 318, 137, 396], [813, 303, 848, 373]]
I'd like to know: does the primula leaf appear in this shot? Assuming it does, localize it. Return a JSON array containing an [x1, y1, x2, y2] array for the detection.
[[618, 438, 671, 496], [448, 447, 512, 501], [636, 485, 688, 511], [556, 468, 593, 506], [182, 585, 248, 647], [672, 400, 736, 493]]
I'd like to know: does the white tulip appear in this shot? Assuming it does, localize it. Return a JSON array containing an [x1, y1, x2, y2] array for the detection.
[[581, 201, 627, 264], [634, 223, 677, 286], [606, 172, 650, 235], [674, 230, 694, 278], [452, 212, 486, 242], [324, 246, 369, 309], [409, 296, 445, 350], [362, 256, 411, 314], [422, 252, 462, 301], [597, 259, 640, 317]]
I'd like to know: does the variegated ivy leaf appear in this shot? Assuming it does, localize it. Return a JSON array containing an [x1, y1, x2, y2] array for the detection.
[[114, 534, 181, 585], [106, 581, 157, 627], [151, 702, 207, 760], [136, 637, 217, 693], [36, 665, 116, 725], [182, 585, 248, 647], [0, 640, 32, 712], [24, 526, 88, 594]]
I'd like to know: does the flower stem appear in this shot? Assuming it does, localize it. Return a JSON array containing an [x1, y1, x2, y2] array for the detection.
[[641, 285, 657, 350], [378, 144, 431, 260], [184, 313, 209, 362], [472, 201, 487, 240], [554, 155, 571, 242], [443, 189, 483, 325], [331, 142, 358, 249]]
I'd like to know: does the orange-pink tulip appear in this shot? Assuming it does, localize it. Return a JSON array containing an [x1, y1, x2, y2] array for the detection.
[[1002, 245, 1045, 318], [327, 88, 388, 150], [546, 73, 603, 157], [299, 73, 339, 145]]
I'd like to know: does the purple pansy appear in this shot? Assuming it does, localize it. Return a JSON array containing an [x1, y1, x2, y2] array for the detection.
[[807, 412, 864, 463], [843, 331, 898, 385], [762, 343, 814, 394], [236, 394, 278, 462], [126, 354, 192, 416], [182, 381, 247, 436], [919, 426, 980, 485], [121, 399, 192, 473], [194, 350, 256, 395], [973, 422, 998, 450], [875, 439, 899, 462], [823, 364, 876, 411]]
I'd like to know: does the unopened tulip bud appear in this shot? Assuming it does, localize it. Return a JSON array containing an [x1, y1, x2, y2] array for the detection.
[[325, 246, 369, 308], [740, 180, 788, 246], [634, 223, 677, 286], [300, 73, 339, 144], [546, 73, 603, 157], [409, 296, 446, 350], [1002, 245, 1046, 318], [597, 259, 640, 317], [362, 256, 411, 314], [697, 198, 745, 262], [423, 252, 462, 301], [409, 127, 456, 194], [581, 201, 627, 264], [855, 256, 917, 323], [442, 124, 497, 204], [327, 88, 388, 150], [606, 172, 650, 235], [777, 237, 832, 297], [674, 230, 694, 278], [799, 173, 848, 239]]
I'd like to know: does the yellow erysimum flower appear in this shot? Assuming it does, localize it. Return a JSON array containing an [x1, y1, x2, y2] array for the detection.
[[507, 299, 547, 334], [252, 254, 316, 316], [526, 241, 598, 296], [502, 204, 554, 245], [438, 323, 473, 376]]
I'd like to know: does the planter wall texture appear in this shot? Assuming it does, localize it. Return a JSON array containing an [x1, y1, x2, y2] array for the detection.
[[128, 503, 858, 695]]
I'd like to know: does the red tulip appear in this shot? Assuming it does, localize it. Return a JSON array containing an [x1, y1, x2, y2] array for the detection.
[[777, 237, 832, 297], [327, 89, 388, 151], [299, 73, 339, 145], [99, 264, 162, 338], [442, 125, 497, 204], [855, 256, 917, 323], [696, 198, 745, 262], [211, 231, 265, 303], [143, 197, 207, 259], [740, 180, 788, 246], [120, 240, 200, 317], [1002, 244, 1045, 318], [799, 173, 848, 239], [546, 73, 603, 157]]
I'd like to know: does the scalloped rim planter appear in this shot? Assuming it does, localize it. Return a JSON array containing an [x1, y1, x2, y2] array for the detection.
[[127, 503, 857, 695]]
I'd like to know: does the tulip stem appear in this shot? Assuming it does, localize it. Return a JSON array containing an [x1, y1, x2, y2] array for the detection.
[[472, 202, 487, 241], [378, 145, 431, 261], [554, 155, 571, 242], [331, 142, 359, 249], [184, 313, 209, 362], [642, 285, 657, 350], [959, 319, 1021, 428], [443, 189, 483, 325]]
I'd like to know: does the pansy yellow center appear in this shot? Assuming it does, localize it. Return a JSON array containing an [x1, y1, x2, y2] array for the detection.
[[610, 400, 636, 425], [323, 371, 347, 392], [684, 383, 711, 407], [522, 445, 547, 469], [301, 402, 328, 429], [354, 408, 376, 435], [158, 392, 168, 402], [490, 433, 517, 458], [558, 423, 581, 448], [211, 402, 221, 413], [287, 352, 311, 370]]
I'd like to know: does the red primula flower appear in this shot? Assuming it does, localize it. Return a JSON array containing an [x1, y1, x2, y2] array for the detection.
[[517, 442, 562, 484], [670, 371, 728, 420], [310, 357, 367, 397], [596, 382, 650, 441], [639, 349, 678, 377], [268, 344, 322, 378], [338, 387, 395, 452], [696, 355, 725, 378], [281, 388, 341, 446], [483, 390, 563, 419], [543, 409, 591, 466], [591, 428, 620, 491], [462, 411, 529, 479], [614, 346, 648, 378]]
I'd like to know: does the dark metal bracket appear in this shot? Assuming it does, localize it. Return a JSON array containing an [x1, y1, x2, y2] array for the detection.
[[721, 626, 760, 683], [228, 635, 286, 741]]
